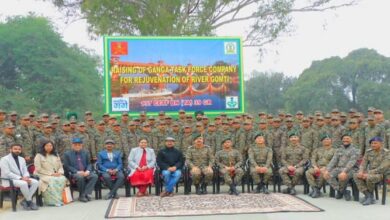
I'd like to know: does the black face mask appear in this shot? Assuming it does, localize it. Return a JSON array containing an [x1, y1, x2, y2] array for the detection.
[[11, 152, 20, 158]]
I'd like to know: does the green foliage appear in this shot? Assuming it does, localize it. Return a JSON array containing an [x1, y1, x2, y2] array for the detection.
[[285, 48, 390, 113], [245, 71, 295, 114], [0, 16, 102, 115]]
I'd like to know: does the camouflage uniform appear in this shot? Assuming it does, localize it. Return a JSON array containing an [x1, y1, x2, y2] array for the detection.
[[186, 145, 214, 185], [231, 128, 246, 156], [305, 147, 335, 188], [16, 125, 34, 157], [215, 148, 243, 185], [270, 126, 284, 166], [353, 148, 388, 193], [215, 130, 232, 153], [56, 132, 73, 157], [74, 131, 96, 159], [279, 144, 309, 188], [248, 144, 273, 184], [111, 131, 129, 162], [330, 125, 345, 147], [326, 144, 359, 191], [364, 125, 385, 152], [181, 133, 193, 153], [0, 134, 17, 158], [347, 128, 365, 156], [300, 126, 319, 154]]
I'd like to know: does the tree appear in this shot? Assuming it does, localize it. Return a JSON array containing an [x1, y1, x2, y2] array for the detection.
[[44, 0, 356, 50], [245, 71, 295, 113], [285, 48, 390, 113], [0, 16, 102, 115]]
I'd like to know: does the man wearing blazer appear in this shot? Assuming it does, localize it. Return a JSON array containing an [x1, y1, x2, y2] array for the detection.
[[63, 137, 98, 202], [0, 143, 39, 210], [97, 139, 124, 200]]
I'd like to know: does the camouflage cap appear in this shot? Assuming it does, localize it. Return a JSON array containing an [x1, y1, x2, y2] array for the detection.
[[121, 112, 129, 116], [348, 108, 357, 113], [331, 116, 339, 120], [172, 122, 179, 127], [314, 111, 322, 116], [109, 115, 117, 120], [178, 109, 185, 113], [331, 108, 340, 113], [208, 122, 216, 126], [367, 107, 375, 112], [147, 116, 155, 120], [285, 113, 293, 117], [258, 119, 267, 124], [296, 111, 303, 115], [78, 122, 86, 127], [128, 121, 136, 126], [142, 122, 150, 127], [302, 117, 310, 122], [273, 118, 281, 122], [258, 112, 266, 116], [316, 116, 324, 121], [62, 120, 70, 125], [40, 113, 49, 118], [267, 114, 273, 119], [220, 112, 227, 116], [28, 112, 35, 117], [112, 122, 120, 126], [4, 122, 15, 128], [20, 114, 30, 120], [43, 123, 52, 128], [246, 114, 253, 119], [158, 111, 165, 116], [85, 111, 92, 115], [102, 113, 109, 117], [367, 116, 375, 121], [324, 114, 331, 118], [165, 115, 172, 119], [243, 121, 252, 125], [374, 109, 383, 114], [133, 118, 140, 121], [184, 124, 191, 128], [0, 109, 6, 114], [232, 119, 240, 124], [348, 119, 358, 124], [9, 111, 18, 116], [285, 118, 293, 122], [98, 120, 105, 125], [70, 119, 77, 124], [340, 112, 347, 117]]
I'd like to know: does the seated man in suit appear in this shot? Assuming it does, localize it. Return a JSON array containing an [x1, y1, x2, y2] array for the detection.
[[97, 139, 124, 200], [0, 143, 39, 210], [63, 137, 98, 202]]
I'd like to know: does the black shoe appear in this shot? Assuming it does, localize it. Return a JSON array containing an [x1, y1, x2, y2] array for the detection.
[[86, 195, 92, 201], [309, 188, 315, 198], [336, 190, 344, 199], [262, 185, 269, 194], [289, 187, 296, 195], [201, 184, 208, 194], [344, 190, 351, 201], [362, 192, 374, 206], [282, 187, 291, 194], [20, 199, 30, 210], [230, 184, 239, 196], [104, 193, 113, 200], [79, 196, 88, 203], [28, 201, 39, 211], [312, 188, 321, 198], [255, 183, 262, 193], [360, 191, 369, 204], [195, 185, 201, 195]]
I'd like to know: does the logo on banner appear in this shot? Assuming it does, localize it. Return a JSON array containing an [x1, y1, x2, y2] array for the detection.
[[226, 96, 239, 109], [111, 42, 128, 55], [224, 42, 237, 55], [112, 98, 130, 111]]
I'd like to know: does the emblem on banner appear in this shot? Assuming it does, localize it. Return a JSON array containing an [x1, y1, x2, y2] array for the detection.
[[226, 96, 239, 109]]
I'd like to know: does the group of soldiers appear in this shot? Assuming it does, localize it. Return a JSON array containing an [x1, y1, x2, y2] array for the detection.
[[0, 108, 389, 204]]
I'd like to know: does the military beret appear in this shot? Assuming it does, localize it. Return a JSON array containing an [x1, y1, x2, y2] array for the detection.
[[192, 133, 202, 141], [341, 132, 352, 139], [254, 132, 265, 140], [221, 137, 232, 145], [288, 131, 299, 138], [369, 136, 383, 144], [72, 137, 83, 144], [165, 137, 175, 141], [194, 111, 204, 117], [320, 133, 332, 141], [104, 139, 115, 144]]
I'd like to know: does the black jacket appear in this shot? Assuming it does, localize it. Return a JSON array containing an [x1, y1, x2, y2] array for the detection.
[[156, 147, 184, 171]]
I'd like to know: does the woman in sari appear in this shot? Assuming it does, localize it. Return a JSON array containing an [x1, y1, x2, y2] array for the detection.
[[34, 139, 67, 206], [128, 138, 156, 197]]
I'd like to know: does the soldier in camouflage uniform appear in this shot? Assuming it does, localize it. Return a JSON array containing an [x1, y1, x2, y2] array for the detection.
[[256, 119, 273, 147], [305, 134, 336, 198], [242, 121, 255, 160], [231, 119, 246, 159], [169, 123, 182, 148], [248, 133, 273, 194], [353, 137, 388, 205], [270, 118, 284, 167], [16, 115, 34, 163], [181, 124, 193, 153], [94, 120, 110, 153], [111, 122, 129, 166], [300, 117, 319, 155], [74, 122, 96, 161], [8, 111, 18, 127], [215, 121, 232, 154], [215, 138, 243, 195], [193, 122, 206, 139], [138, 122, 156, 151], [324, 134, 359, 201], [314, 117, 331, 147], [0, 123, 18, 158], [329, 117, 345, 148], [365, 117, 385, 153], [0, 109, 6, 134], [204, 122, 218, 155], [56, 121, 73, 157], [120, 112, 130, 134], [153, 121, 170, 152], [126, 121, 139, 149], [279, 132, 309, 195], [186, 135, 214, 195], [346, 119, 365, 156]]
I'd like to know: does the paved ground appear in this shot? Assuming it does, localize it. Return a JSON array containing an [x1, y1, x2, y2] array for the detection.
[[1, 186, 389, 220]]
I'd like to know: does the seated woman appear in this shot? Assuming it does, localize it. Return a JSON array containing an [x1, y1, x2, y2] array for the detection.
[[34, 139, 67, 206], [127, 138, 156, 197]]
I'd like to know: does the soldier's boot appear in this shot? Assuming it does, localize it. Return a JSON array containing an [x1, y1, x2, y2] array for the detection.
[[312, 187, 322, 198], [195, 185, 201, 195], [201, 183, 208, 194], [230, 184, 239, 196], [255, 183, 263, 193], [363, 192, 375, 206], [262, 185, 269, 194], [344, 190, 352, 201], [360, 191, 369, 204], [289, 186, 296, 195], [309, 187, 316, 198], [335, 190, 344, 199], [282, 187, 291, 194]]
